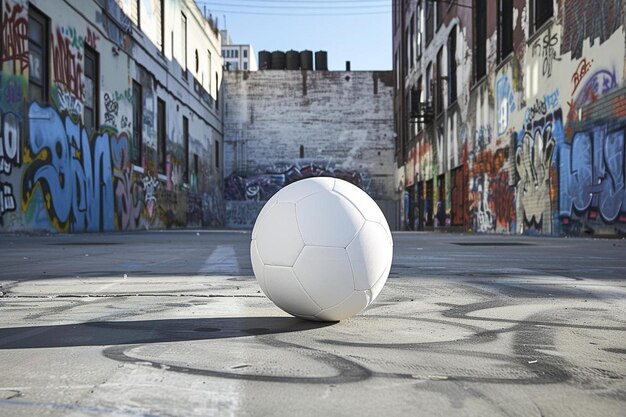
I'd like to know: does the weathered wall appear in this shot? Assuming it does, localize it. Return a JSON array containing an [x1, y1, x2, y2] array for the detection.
[[223, 70, 398, 229], [400, 0, 626, 236], [0, 0, 224, 233]]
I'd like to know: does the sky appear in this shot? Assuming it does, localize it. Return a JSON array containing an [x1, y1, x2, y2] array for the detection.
[[194, 0, 392, 71]]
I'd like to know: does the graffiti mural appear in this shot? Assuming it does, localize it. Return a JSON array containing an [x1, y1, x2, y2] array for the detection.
[[496, 75, 515, 136], [225, 160, 367, 201], [515, 109, 565, 234], [468, 147, 515, 233], [1, 1, 28, 74], [0, 109, 21, 224], [52, 26, 85, 117], [567, 69, 618, 132], [111, 134, 144, 230], [560, 125, 626, 224], [22, 103, 115, 232]]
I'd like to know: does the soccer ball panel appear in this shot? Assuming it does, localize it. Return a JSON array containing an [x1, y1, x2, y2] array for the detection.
[[250, 240, 268, 297], [347, 221, 393, 291], [251, 198, 278, 240], [256, 203, 304, 267], [315, 290, 371, 321], [333, 179, 385, 223], [293, 246, 355, 310], [296, 191, 365, 247], [275, 177, 335, 203], [264, 265, 322, 317]]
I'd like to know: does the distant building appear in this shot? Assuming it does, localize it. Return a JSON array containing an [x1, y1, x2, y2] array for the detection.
[[220, 30, 257, 71], [223, 70, 398, 229]]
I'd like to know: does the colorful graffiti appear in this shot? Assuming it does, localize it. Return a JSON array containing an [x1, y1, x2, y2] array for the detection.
[[468, 147, 515, 233], [52, 26, 84, 116], [1, 1, 28, 74], [561, 0, 624, 59], [225, 160, 367, 201], [0, 109, 21, 224], [560, 125, 626, 224], [567, 69, 618, 133], [22, 103, 115, 232], [524, 89, 560, 124], [571, 58, 593, 96], [496, 75, 515, 136], [515, 110, 564, 234]]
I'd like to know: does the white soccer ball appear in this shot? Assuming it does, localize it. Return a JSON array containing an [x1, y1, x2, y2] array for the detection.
[[250, 177, 393, 321]]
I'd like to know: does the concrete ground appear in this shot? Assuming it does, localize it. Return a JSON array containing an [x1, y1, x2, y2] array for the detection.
[[0, 230, 625, 417]]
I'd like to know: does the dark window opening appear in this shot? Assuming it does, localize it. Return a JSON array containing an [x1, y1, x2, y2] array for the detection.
[[157, 98, 166, 174], [299, 145, 304, 159], [448, 27, 457, 104], [132, 81, 142, 166], [28, 6, 49, 103], [425, 0, 434, 45], [450, 166, 465, 226], [409, 14, 415, 69], [530, 0, 553, 35], [84, 45, 99, 133], [183, 116, 189, 183], [181, 12, 187, 78], [159, 0, 164, 52], [436, 48, 444, 114], [214, 139, 220, 169], [498, 0, 514, 61], [473, 0, 487, 81], [416, 2, 422, 58]]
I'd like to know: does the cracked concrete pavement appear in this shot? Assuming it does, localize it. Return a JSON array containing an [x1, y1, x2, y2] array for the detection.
[[0, 231, 625, 416]]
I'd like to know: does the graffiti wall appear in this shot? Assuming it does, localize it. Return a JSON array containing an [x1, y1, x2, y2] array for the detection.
[[0, 0, 224, 233], [400, 0, 626, 236], [223, 70, 397, 229]]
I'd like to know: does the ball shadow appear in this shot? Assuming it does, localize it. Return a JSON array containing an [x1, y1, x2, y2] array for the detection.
[[0, 316, 335, 349]]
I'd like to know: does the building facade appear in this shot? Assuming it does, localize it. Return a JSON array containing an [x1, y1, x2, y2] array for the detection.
[[220, 30, 257, 71], [223, 70, 398, 229], [394, 0, 626, 236], [0, 0, 224, 233]]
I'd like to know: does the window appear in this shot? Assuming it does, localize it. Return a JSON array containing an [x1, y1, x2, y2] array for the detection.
[[207, 50, 212, 91], [183, 116, 189, 183], [84, 45, 98, 132], [425, 0, 434, 45], [426, 62, 433, 105], [132, 81, 142, 166], [436, 47, 444, 114], [416, 76, 423, 130], [243, 62, 248, 70], [448, 28, 457, 104], [243, 49, 248, 58], [498, 0, 513, 61], [216, 74, 219, 109], [214, 139, 220, 169], [193, 154, 199, 184], [158, 0, 164, 52], [416, 2, 422, 58], [409, 14, 415, 69], [234, 49, 238, 58], [436, 0, 445, 28], [28, 6, 49, 102], [473, 0, 487, 81], [181, 12, 187, 77], [157, 98, 166, 174], [403, 26, 409, 74], [530, 0, 553, 35]]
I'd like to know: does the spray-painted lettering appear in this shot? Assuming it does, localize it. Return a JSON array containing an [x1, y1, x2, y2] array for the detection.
[[1, 1, 28, 74], [560, 125, 626, 223], [22, 103, 114, 232]]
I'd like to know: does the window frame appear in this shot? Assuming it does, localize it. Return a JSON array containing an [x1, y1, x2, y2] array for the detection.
[[157, 98, 166, 175], [132, 81, 143, 167], [28, 6, 49, 103], [83, 44, 99, 133]]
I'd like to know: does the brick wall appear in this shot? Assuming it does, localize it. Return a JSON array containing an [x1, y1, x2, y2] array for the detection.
[[223, 70, 399, 229]]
